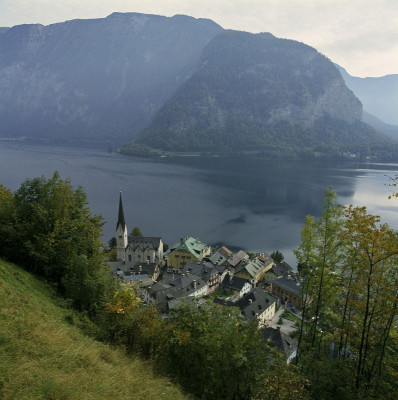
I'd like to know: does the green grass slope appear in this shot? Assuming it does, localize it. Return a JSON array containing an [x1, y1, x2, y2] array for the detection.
[[0, 259, 191, 400]]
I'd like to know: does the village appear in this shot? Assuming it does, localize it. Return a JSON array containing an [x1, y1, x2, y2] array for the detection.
[[107, 193, 302, 363]]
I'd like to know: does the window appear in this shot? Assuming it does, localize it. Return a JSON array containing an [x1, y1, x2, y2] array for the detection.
[[128, 255, 132, 262]]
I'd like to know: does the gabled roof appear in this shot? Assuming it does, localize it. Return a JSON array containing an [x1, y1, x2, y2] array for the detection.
[[127, 236, 162, 250], [182, 261, 219, 282], [238, 257, 267, 278], [208, 246, 232, 265], [147, 278, 206, 310], [262, 327, 298, 359], [268, 262, 293, 278], [221, 274, 250, 291], [235, 288, 276, 321], [271, 275, 300, 295], [107, 261, 159, 276], [225, 250, 249, 268], [170, 237, 210, 257], [169, 273, 203, 290]]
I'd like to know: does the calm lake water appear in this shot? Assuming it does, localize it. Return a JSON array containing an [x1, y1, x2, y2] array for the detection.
[[1, 142, 397, 266]]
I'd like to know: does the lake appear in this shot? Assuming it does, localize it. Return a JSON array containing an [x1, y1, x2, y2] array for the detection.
[[1, 141, 397, 266]]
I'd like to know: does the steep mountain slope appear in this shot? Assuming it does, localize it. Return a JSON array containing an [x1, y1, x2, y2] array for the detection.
[[137, 30, 385, 153], [363, 111, 398, 141], [337, 65, 398, 125], [0, 259, 190, 400], [0, 13, 222, 143]]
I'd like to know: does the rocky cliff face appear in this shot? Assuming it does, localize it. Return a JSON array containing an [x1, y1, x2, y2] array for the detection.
[[138, 31, 371, 151], [0, 13, 222, 142]]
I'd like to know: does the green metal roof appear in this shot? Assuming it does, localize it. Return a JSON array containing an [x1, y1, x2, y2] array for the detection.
[[170, 237, 210, 257]]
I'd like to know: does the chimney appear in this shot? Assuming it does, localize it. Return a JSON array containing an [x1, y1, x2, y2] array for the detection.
[[139, 265, 142, 272], [249, 299, 253, 304], [192, 280, 197, 289], [186, 270, 190, 276]]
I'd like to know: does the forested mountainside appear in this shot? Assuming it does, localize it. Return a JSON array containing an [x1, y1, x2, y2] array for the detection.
[[137, 30, 387, 153], [0, 12, 222, 143]]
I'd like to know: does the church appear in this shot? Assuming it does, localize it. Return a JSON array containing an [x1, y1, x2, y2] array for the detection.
[[116, 191, 164, 264]]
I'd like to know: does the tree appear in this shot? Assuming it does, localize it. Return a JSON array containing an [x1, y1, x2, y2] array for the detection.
[[295, 188, 343, 363], [107, 237, 116, 249], [130, 227, 143, 237], [271, 250, 285, 263], [295, 189, 398, 398], [159, 301, 269, 400], [0, 172, 112, 311]]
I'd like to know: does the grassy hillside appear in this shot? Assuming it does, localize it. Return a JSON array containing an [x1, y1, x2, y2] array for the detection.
[[0, 259, 191, 400]]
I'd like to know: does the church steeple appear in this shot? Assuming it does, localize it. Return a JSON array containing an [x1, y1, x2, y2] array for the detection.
[[116, 190, 126, 230], [116, 190, 128, 261]]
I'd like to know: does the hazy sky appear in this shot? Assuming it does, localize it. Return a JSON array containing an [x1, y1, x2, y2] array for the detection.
[[1, 0, 397, 77]]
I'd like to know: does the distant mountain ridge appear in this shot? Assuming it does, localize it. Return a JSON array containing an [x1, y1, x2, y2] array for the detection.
[[0, 12, 222, 143], [0, 12, 393, 154], [337, 65, 398, 126], [137, 30, 385, 153]]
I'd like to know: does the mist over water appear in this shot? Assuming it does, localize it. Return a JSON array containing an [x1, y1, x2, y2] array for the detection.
[[1, 142, 397, 266]]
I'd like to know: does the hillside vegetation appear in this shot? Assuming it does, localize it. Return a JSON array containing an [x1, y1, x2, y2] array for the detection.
[[0, 259, 190, 400]]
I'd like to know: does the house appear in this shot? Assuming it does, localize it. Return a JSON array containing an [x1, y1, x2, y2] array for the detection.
[[271, 275, 302, 309], [223, 250, 249, 271], [208, 246, 233, 265], [167, 237, 211, 272], [262, 327, 298, 364], [182, 261, 221, 294], [115, 192, 163, 263], [107, 260, 161, 281], [235, 288, 277, 327], [264, 261, 294, 284], [169, 273, 207, 298], [221, 273, 252, 298], [235, 253, 274, 284], [144, 273, 207, 311]]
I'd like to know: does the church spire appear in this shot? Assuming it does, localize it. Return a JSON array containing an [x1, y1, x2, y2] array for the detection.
[[117, 190, 126, 230]]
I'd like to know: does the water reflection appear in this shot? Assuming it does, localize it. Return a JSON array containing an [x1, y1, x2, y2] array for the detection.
[[1, 142, 397, 266]]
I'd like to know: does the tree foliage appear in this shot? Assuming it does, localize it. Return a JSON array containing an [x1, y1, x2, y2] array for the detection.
[[271, 250, 285, 263], [0, 172, 114, 311], [130, 227, 143, 237], [295, 188, 398, 399]]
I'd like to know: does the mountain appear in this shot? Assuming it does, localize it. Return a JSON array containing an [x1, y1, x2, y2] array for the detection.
[[0, 13, 391, 153], [337, 65, 398, 126], [137, 30, 386, 153], [363, 111, 398, 141], [0, 13, 222, 143]]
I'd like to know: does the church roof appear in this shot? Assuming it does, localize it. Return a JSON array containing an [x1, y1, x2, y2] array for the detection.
[[116, 191, 126, 230], [127, 236, 162, 250]]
